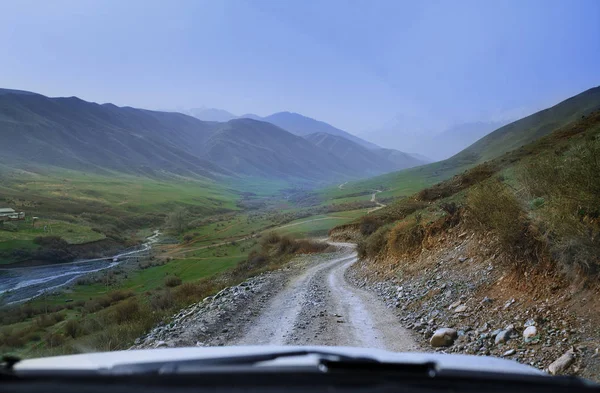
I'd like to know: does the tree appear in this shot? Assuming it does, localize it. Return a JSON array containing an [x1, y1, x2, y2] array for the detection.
[[165, 208, 189, 235]]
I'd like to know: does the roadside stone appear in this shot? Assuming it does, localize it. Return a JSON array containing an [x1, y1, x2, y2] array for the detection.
[[449, 300, 462, 309], [430, 328, 458, 347], [495, 330, 511, 345], [503, 349, 516, 357], [523, 326, 538, 342], [548, 349, 575, 375], [454, 305, 468, 313]]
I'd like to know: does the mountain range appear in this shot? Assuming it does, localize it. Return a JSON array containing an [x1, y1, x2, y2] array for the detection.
[[0, 89, 425, 183], [190, 109, 380, 150]]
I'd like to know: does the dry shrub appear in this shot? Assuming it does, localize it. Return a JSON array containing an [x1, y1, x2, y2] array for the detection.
[[387, 218, 425, 256], [108, 290, 134, 303], [110, 298, 141, 324], [149, 290, 175, 311], [35, 312, 64, 329], [164, 275, 182, 288], [417, 163, 497, 201], [467, 179, 524, 245], [466, 179, 540, 260], [520, 137, 600, 275], [64, 319, 81, 338], [359, 215, 384, 236], [294, 239, 329, 254], [261, 232, 281, 246], [174, 280, 215, 304], [44, 332, 65, 347], [358, 225, 390, 260]]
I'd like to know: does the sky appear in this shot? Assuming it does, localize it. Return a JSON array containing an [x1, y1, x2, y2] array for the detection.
[[1, 0, 599, 135]]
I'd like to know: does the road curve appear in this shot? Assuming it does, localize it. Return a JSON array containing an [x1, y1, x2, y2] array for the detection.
[[234, 243, 417, 351]]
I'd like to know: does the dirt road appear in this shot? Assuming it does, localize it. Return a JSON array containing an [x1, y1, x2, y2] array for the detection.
[[233, 243, 417, 350], [367, 190, 386, 213]]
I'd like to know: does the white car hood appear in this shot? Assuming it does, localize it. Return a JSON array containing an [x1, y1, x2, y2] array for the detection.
[[15, 345, 545, 376]]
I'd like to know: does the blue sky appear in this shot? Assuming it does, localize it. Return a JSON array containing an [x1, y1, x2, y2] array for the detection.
[[1, 0, 599, 134]]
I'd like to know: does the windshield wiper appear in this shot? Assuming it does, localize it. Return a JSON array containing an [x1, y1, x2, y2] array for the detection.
[[107, 349, 435, 376]]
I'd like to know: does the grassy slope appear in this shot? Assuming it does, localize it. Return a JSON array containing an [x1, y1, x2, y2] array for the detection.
[[339, 110, 600, 248], [319, 86, 600, 202]]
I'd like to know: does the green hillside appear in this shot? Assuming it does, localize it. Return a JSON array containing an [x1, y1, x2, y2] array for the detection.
[[321, 86, 600, 202]]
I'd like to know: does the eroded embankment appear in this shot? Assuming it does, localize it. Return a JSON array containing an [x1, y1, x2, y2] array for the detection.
[[329, 223, 600, 380]]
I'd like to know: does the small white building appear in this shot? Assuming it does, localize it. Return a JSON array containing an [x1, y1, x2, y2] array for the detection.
[[0, 208, 25, 221]]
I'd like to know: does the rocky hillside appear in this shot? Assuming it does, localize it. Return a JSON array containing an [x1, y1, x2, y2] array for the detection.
[[329, 111, 600, 380]]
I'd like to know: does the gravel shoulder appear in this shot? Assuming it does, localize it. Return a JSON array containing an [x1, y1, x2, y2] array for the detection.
[[134, 243, 418, 351]]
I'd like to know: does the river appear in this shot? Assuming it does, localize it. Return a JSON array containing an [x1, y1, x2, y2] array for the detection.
[[0, 231, 160, 306]]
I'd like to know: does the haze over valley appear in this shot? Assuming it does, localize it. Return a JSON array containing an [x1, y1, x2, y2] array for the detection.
[[1, 0, 600, 381]]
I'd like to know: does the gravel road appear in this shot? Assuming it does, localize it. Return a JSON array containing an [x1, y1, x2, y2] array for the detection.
[[232, 243, 417, 351]]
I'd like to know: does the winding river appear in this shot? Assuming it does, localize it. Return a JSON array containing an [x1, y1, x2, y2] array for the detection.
[[0, 231, 160, 305]]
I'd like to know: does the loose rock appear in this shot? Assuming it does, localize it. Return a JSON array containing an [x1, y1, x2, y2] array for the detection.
[[523, 326, 537, 341], [548, 349, 575, 375], [430, 328, 458, 347]]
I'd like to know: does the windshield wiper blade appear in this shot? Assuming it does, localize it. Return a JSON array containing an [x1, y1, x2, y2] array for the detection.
[[108, 349, 395, 375]]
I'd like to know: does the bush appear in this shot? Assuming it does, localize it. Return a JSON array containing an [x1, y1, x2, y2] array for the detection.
[[173, 281, 215, 304], [64, 319, 81, 338], [108, 290, 134, 303], [520, 138, 600, 275], [110, 299, 141, 324], [359, 215, 383, 236], [1, 222, 18, 232], [35, 312, 64, 329], [164, 275, 182, 288], [466, 179, 536, 258], [358, 225, 390, 260], [149, 290, 175, 311], [44, 332, 66, 347], [387, 218, 425, 256]]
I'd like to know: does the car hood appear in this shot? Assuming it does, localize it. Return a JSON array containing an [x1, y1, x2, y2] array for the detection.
[[15, 345, 545, 376]]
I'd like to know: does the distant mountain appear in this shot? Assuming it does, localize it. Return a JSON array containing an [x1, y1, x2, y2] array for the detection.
[[240, 111, 380, 150], [0, 90, 405, 183], [451, 86, 600, 164], [238, 113, 263, 121], [375, 148, 428, 169], [0, 92, 226, 179], [201, 120, 353, 180], [304, 132, 425, 174], [424, 121, 509, 160], [187, 107, 236, 122], [357, 119, 509, 161], [345, 85, 600, 195]]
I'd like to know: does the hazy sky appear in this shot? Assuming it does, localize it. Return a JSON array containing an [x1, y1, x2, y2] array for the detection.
[[1, 0, 599, 134]]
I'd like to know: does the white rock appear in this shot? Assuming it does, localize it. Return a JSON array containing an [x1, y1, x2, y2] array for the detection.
[[523, 326, 537, 341], [454, 305, 468, 313], [430, 328, 458, 347], [449, 300, 462, 309], [548, 349, 575, 375]]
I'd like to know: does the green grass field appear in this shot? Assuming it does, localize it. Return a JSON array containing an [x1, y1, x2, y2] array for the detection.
[[274, 209, 368, 237], [0, 219, 105, 245]]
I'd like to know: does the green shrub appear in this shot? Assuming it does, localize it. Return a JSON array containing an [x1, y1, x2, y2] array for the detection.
[[164, 275, 182, 288], [1, 222, 18, 232]]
